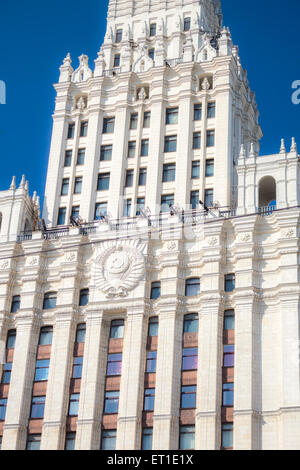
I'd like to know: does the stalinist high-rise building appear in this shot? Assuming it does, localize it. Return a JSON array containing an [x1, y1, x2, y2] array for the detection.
[[0, 0, 299, 451]]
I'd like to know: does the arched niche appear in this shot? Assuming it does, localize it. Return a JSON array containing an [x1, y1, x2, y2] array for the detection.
[[258, 176, 277, 207]]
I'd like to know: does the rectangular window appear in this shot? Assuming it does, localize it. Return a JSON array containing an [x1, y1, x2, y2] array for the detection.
[[184, 314, 199, 333], [164, 135, 177, 153], [206, 130, 215, 147], [104, 391, 120, 414], [65, 432, 76, 451], [204, 189, 214, 208], [77, 149, 85, 165], [0, 399, 7, 421], [205, 159, 214, 177], [64, 150, 72, 167], [123, 199, 132, 217], [26, 435, 41, 451], [6, 331, 16, 349], [128, 141, 136, 158], [125, 169, 134, 187], [11, 295, 21, 313], [74, 177, 82, 194], [34, 359, 50, 382], [222, 383, 234, 406], [150, 23, 156, 37], [179, 426, 195, 450], [194, 103, 202, 121], [191, 161, 200, 179], [43, 293, 57, 310], [190, 191, 199, 210], [71, 206, 80, 220], [223, 345, 235, 367], [150, 281, 161, 300], [146, 351, 157, 373], [144, 388, 155, 411], [222, 423, 233, 449], [183, 17, 191, 32], [98, 173, 110, 191], [103, 117, 115, 134], [116, 29, 123, 43], [193, 132, 201, 149], [130, 113, 138, 130], [113, 54, 120, 68], [142, 428, 153, 450], [148, 317, 158, 337], [72, 357, 83, 379], [224, 310, 235, 331], [94, 202, 108, 220], [161, 194, 174, 212], [225, 274, 235, 292], [101, 430, 116, 450], [61, 178, 69, 196], [67, 123, 75, 139], [30, 396, 46, 419], [100, 145, 113, 161], [182, 348, 198, 371], [79, 288, 89, 307], [162, 163, 176, 182], [136, 198, 145, 216], [80, 121, 88, 137], [181, 385, 196, 409], [207, 102, 216, 119], [143, 111, 151, 128], [141, 139, 149, 157], [148, 48, 155, 61], [76, 324, 86, 343], [68, 393, 80, 416], [139, 168, 147, 186], [39, 326, 53, 345], [57, 207, 66, 226], [107, 353, 122, 376], [166, 108, 178, 125], [110, 320, 124, 339], [1, 363, 12, 384]]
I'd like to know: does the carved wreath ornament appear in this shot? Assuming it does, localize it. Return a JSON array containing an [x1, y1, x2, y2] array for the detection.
[[92, 240, 146, 298]]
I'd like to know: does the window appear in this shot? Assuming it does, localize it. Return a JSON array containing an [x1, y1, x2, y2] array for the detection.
[[68, 393, 80, 416], [194, 103, 202, 121], [80, 121, 88, 137], [164, 136, 177, 153], [125, 169, 134, 187], [148, 317, 158, 337], [101, 430, 116, 450], [205, 159, 214, 177], [57, 207, 66, 226], [115, 29, 123, 43], [224, 310, 235, 331], [223, 383, 234, 407], [104, 391, 120, 414], [11, 295, 20, 313], [179, 426, 195, 450], [142, 428, 153, 450], [148, 48, 155, 61], [223, 345, 234, 367], [150, 281, 161, 300], [182, 348, 198, 371], [26, 435, 41, 451], [107, 353, 122, 376], [103, 117, 115, 134], [161, 194, 174, 212], [222, 423, 233, 449], [94, 202, 108, 220], [130, 113, 138, 130], [34, 359, 50, 382], [98, 173, 110, 191], [76, 324, 86, 343], [79, 288, 89, 307], [74, 177, 82, 194], [193, 132, 201, 149], [64, 150, 72, 167], [150, 23, 156, 37], [39, 326, 53, 346], [207, 102, 216, 119], [61, 178, 69, 196], [183, 17, 191, 32], [123, 199, 132, 217], [191, 161, 200, 179], [100, 144, 113, 161], [67, 123, 75, 139], [190, 191, 199, 210], [113, 54, 120, 68], [0, 398, 7, 421], [30, 396, 46, 419], [143, 111, 151, 128], [1, 363, 12, 384], [225, 274, 235, 292], [77, 149, 85, 165], [71, 206, 80, 220], [0, 436, 2, 450], [144, 388, 155, 411], [181, 386, 196, 409], [110, 319, 124, 339], [136, 198, 145, 216], [204, 189, 214, 208], [128, 141, 136, 158], [163, 163, 176, 183], [43, 293, 57, 310], [65, 432, 76, 451], [6, 330, 16, 349], [141, 139, 149, 157], [146, 351, 157, 373], [139, 168, 147, 186], [166, 108, 178, 125], [72, 357, 83, 379], [183, 313, 198, 333], [206, 130, 215, 147], [185, 278, 200, 297]]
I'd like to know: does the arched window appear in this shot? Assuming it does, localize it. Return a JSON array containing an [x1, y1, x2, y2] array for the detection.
[[259, 176, 276, 208], [185, 278, 200, 297]]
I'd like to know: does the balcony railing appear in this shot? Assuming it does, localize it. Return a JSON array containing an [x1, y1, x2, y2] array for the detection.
[[258, 205, 277, 216], [44, 227, 70, 240], [17, 232, 32, 243], [165, 57, 183, 67], [103, 67, 121, 77]]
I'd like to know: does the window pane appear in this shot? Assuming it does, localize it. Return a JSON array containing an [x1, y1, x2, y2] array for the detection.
[[183, 17, 191, 31], [194, 104, 202, 121], [204, 189, 214, 208], [125, 170, 134, 187], [193, 132, 201, 149], [224, 310, 235, 330], [110, 320, 124, 339], [148, 48, 155, 60], [98, 173, 110, 191], [64, 150, 72, 167], [206, 130, 215, 147], [80, 121, 88, 137], [207, 102, 216, 119], [143, 112, 151, 128], [71, 206, 80, 220], [57, 208, 66, 226], [76, 324, 86, 343], [222, 424, 233, 448], [114, 54, 120, 68], [0, 399, 7, 421], [141, 140, 149, 157], [123, 199, 132, 217], [101, 430, 116, 450], [206, 159, 214, 177], [164, 136, 177, 153], [72, 357, 83, 378], [185, 278, 200, 297], [192, 161, 200, 179], [61, 179, 69, 196], [163, 164, 176, 182], [69, 394, 80, 416], [130, 113, 138, 130], [67, 123, 75, 139], [27, 435, 41, 450], [103, 118, 115, 134], [144, 389, 155, 411], [79, 289, 89, 307], [180, 426, 195, 450], [11, 296, 20, 313], [128, 141, 136, 158], [151, 282, 161, 300], [139, 169, 147, 186], [34, 360, 50, 382], [222, 383, 234, 406], [181, 386, 196, 409], [31, 397, 46, 419], [6, 332, 16, 349], [65, 433, 76, 450], [39, 327, 53, 345], [77, 149, 85, 165], [142, 428, 153, 450], [166, 108, 178, 125], [146, 351, 157, 373], [116, 29, 123, 43], [104, 391, 120, 414], [225, 274, 235, 292], [107, 354, 122, 376], [184, 314, 198, 333], [161, 194, 174, 212], [224, 346, 235, 367], [150, 23, 156, 36], [182, 348, 198, 370], [74, 178, 82, 194], [190, 191, 199, 210], [95, 203, 107, 220], [148, 317, 158, 337], [100, 145, 113, 161]]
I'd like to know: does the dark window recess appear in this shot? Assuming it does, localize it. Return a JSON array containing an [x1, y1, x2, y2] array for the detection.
[[144, 388, 155, 411], [110, 319, 124, 339], [148, 317, 159, 337], [207, 102, 216, 119], [130, 113, 138, 130], [185, 278, 200, 297], [183, 313, 198, 333], [225, 274, 235, 292], [67, 123, 75, 139], [194, 104, 202, 121], [150, 281, 161, 300], [11, 295, 20, 313], [39, 326, 53, 345], [79, 288, 89, 307], [182, 348, 198, 371], [43, 293, 57, 310], [76, 324, 86, 343], [103, 118, 115, 134], [80, 121, 88, 137]]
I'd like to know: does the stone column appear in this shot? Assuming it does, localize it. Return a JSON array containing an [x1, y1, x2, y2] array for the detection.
[[117, 305, 147, 449]]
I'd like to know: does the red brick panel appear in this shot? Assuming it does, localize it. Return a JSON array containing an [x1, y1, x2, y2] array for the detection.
[[66, 416, 78, 432], [0, 384, 9, 399], [6, 349, 14, 363], [221, 407, 233, 423], [108, 339, 123, 354], [183, 332, 198, 348], [102, 414, 118, 430], [28, 419, 43, 434], [223, 367, 234, 383], [142, 411, 153, 427], [144, 373, 156, 388], [37, 345, 51, 360], [70, 379, 82, 394], [73, 343, 85, 357], [32, 381, 48, 397], [146, 336, 158, 351], [181, 370, 197, 386], [180, 409, 196, 426], [105, 376, 121, 391], [223, 330, 235, 345]]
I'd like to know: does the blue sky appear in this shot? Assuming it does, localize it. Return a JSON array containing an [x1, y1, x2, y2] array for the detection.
[[0, 0, 299, 206]]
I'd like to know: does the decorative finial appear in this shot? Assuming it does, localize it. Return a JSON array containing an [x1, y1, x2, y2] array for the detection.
[[25, 180, 29, 192], [19, 175, 25, 188], [280, 138, 286, 153], [63, 53, 72, 66], [36, 196, 40, 210], [291, 137, 297, 153], [10, 175, 16, 190], [32, 191, 37, 204], [239, 143, 246, 158], [249, 142, 256, 157]]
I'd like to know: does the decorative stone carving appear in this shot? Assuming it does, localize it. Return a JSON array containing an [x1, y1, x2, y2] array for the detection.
[[207, 237, 218, 246], [195, 33, 217, 63], [65, 252, 77, 263], [27, 256, 38, 267], [72, 55, 93, 83], [93, 240, 145, 298], [0, 260, 9, 270], [238, 233, 252, 243], [166, 241, 177, 251], [283, 229, 295, 239]]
